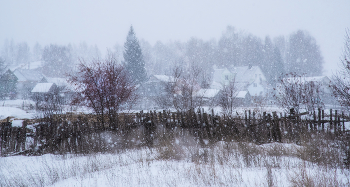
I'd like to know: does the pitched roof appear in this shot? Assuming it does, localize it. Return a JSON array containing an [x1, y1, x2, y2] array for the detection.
[[236, 91, 249, 98], [212, 68, 225, 82], [13, 69, 45, 82], [10, 61, 43, 71], [231, 66, 266, 84], [31, 83, 55, 93], [195, 89, 220, 98], [44, 77, 68, 87]]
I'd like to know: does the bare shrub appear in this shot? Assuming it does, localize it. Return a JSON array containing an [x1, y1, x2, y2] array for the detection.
[[68, 54, 135, 125], [274, 72, 324, 113], [218, 80, 238, 115], [289, 164, 348, 187], [331, 28, 350, 109], [157, 65, 203, 111], [297, 134, 344, 168], [156, 135, 185, 160]]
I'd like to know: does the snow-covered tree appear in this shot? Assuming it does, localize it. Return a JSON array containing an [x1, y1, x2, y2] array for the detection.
[[286, 30, 323, 76], [0, 57, 6, 74], [32, 42, 43, 61], [0, 69, 18, 99], [1, 39, 16, 66], [15, 42, 31, 65], [123, 26, 147, 84], [42, 44, 72, 77], [261, 36, 275, 84]]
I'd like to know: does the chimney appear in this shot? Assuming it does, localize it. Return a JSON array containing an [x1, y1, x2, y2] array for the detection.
[[248, 64, 252, 69]]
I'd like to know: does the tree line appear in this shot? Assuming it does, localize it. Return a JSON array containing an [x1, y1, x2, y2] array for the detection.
[[0, 25, 336, 120], [1, 25, 324, 83]]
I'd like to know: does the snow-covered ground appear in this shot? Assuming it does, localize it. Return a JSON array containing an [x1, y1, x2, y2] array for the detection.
[[1, 100, 350, 186], [0, 107, 34, 120], [1, 142, 349, 187], [0, 99, 35, 109]]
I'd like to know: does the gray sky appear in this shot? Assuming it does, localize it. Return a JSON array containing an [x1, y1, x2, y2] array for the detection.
[[1, 0, 349, 76]]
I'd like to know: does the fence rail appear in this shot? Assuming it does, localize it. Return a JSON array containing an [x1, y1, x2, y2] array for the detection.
[[1, 108, 349, 156]]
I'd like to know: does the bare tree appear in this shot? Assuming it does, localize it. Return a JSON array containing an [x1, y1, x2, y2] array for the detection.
[[154, 66, 181, 109], [68, 55, 135, 125], [155, 65, 202, 111], [32, 85, 64, 117], [173, 65, 202, 111], [274, 72, 324, 113], [218, 80, 238, 115], [331, 28, 350, 109]]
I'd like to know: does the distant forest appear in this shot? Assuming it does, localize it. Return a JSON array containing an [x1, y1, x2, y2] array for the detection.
[[0, 26, 324, 85]]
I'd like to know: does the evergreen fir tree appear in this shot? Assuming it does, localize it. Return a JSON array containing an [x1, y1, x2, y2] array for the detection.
[[0, 69, 18, 99], [262, 36, 275, 84], [0, 57, 6, 74], [123, 26, 147, 84], [271, 47, 285, 86], [286, 30, 323, 76]]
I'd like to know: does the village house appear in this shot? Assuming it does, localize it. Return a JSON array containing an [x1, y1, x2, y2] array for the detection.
[[135, 75, 175, 110], [194, 88, 221, 107], [13, 69, 45, 99], [31, 82, 60, 107], [231, 65, 268, 97], [210, 65, 268, 106]]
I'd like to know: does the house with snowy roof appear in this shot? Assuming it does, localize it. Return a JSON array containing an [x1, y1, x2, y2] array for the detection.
[[234, 91, 252, 107], [13, 69, 46, 99], [134, 75, 176, 109], [211, 65, 268, 98], [40, 77, 69, 91], [212, 68, 234, 87], [31, 83, 58, 94], [31, 83, 59, 104], [195, 89, 221, 107], [231, 65, 268, 97]]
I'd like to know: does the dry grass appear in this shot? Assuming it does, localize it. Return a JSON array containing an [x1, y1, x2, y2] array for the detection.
[[1, 128, 350, 187]]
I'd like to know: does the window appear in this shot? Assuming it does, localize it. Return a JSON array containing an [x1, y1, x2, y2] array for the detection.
[[253, 83, 257, 87], [225, 75, 228, 80]]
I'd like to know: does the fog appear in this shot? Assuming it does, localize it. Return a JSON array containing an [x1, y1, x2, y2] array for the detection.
[[1, 0, 350, 75]]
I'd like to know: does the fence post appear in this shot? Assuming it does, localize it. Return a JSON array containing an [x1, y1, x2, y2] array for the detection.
[[317, 108, 321, 132], [262, 112, 267, 143], [322, 110, 325, 132], [21, 120, 27, 152], [330, 109, 333, 133], [342, 112, 345, 133], [0, 122, 4, 156], [198, 108, 202, 125], [311, 111, 317, 132], [335, 110, 338, 134]]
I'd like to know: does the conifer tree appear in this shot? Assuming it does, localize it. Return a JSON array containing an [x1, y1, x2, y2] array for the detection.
[[271, 47, 285, 86], [123, 26, 147, 84], [286, 30, 323, 76]]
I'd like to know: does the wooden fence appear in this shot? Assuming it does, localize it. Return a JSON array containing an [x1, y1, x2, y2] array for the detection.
[[1, 108, 349, 156]]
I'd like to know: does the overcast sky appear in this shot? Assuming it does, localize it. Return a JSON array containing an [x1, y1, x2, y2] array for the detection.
[[1, 0, 349, 76]]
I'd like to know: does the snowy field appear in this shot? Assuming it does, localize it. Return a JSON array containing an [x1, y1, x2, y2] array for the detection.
[[1, 142, 349, 187], [1, 100, 350, 186]]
